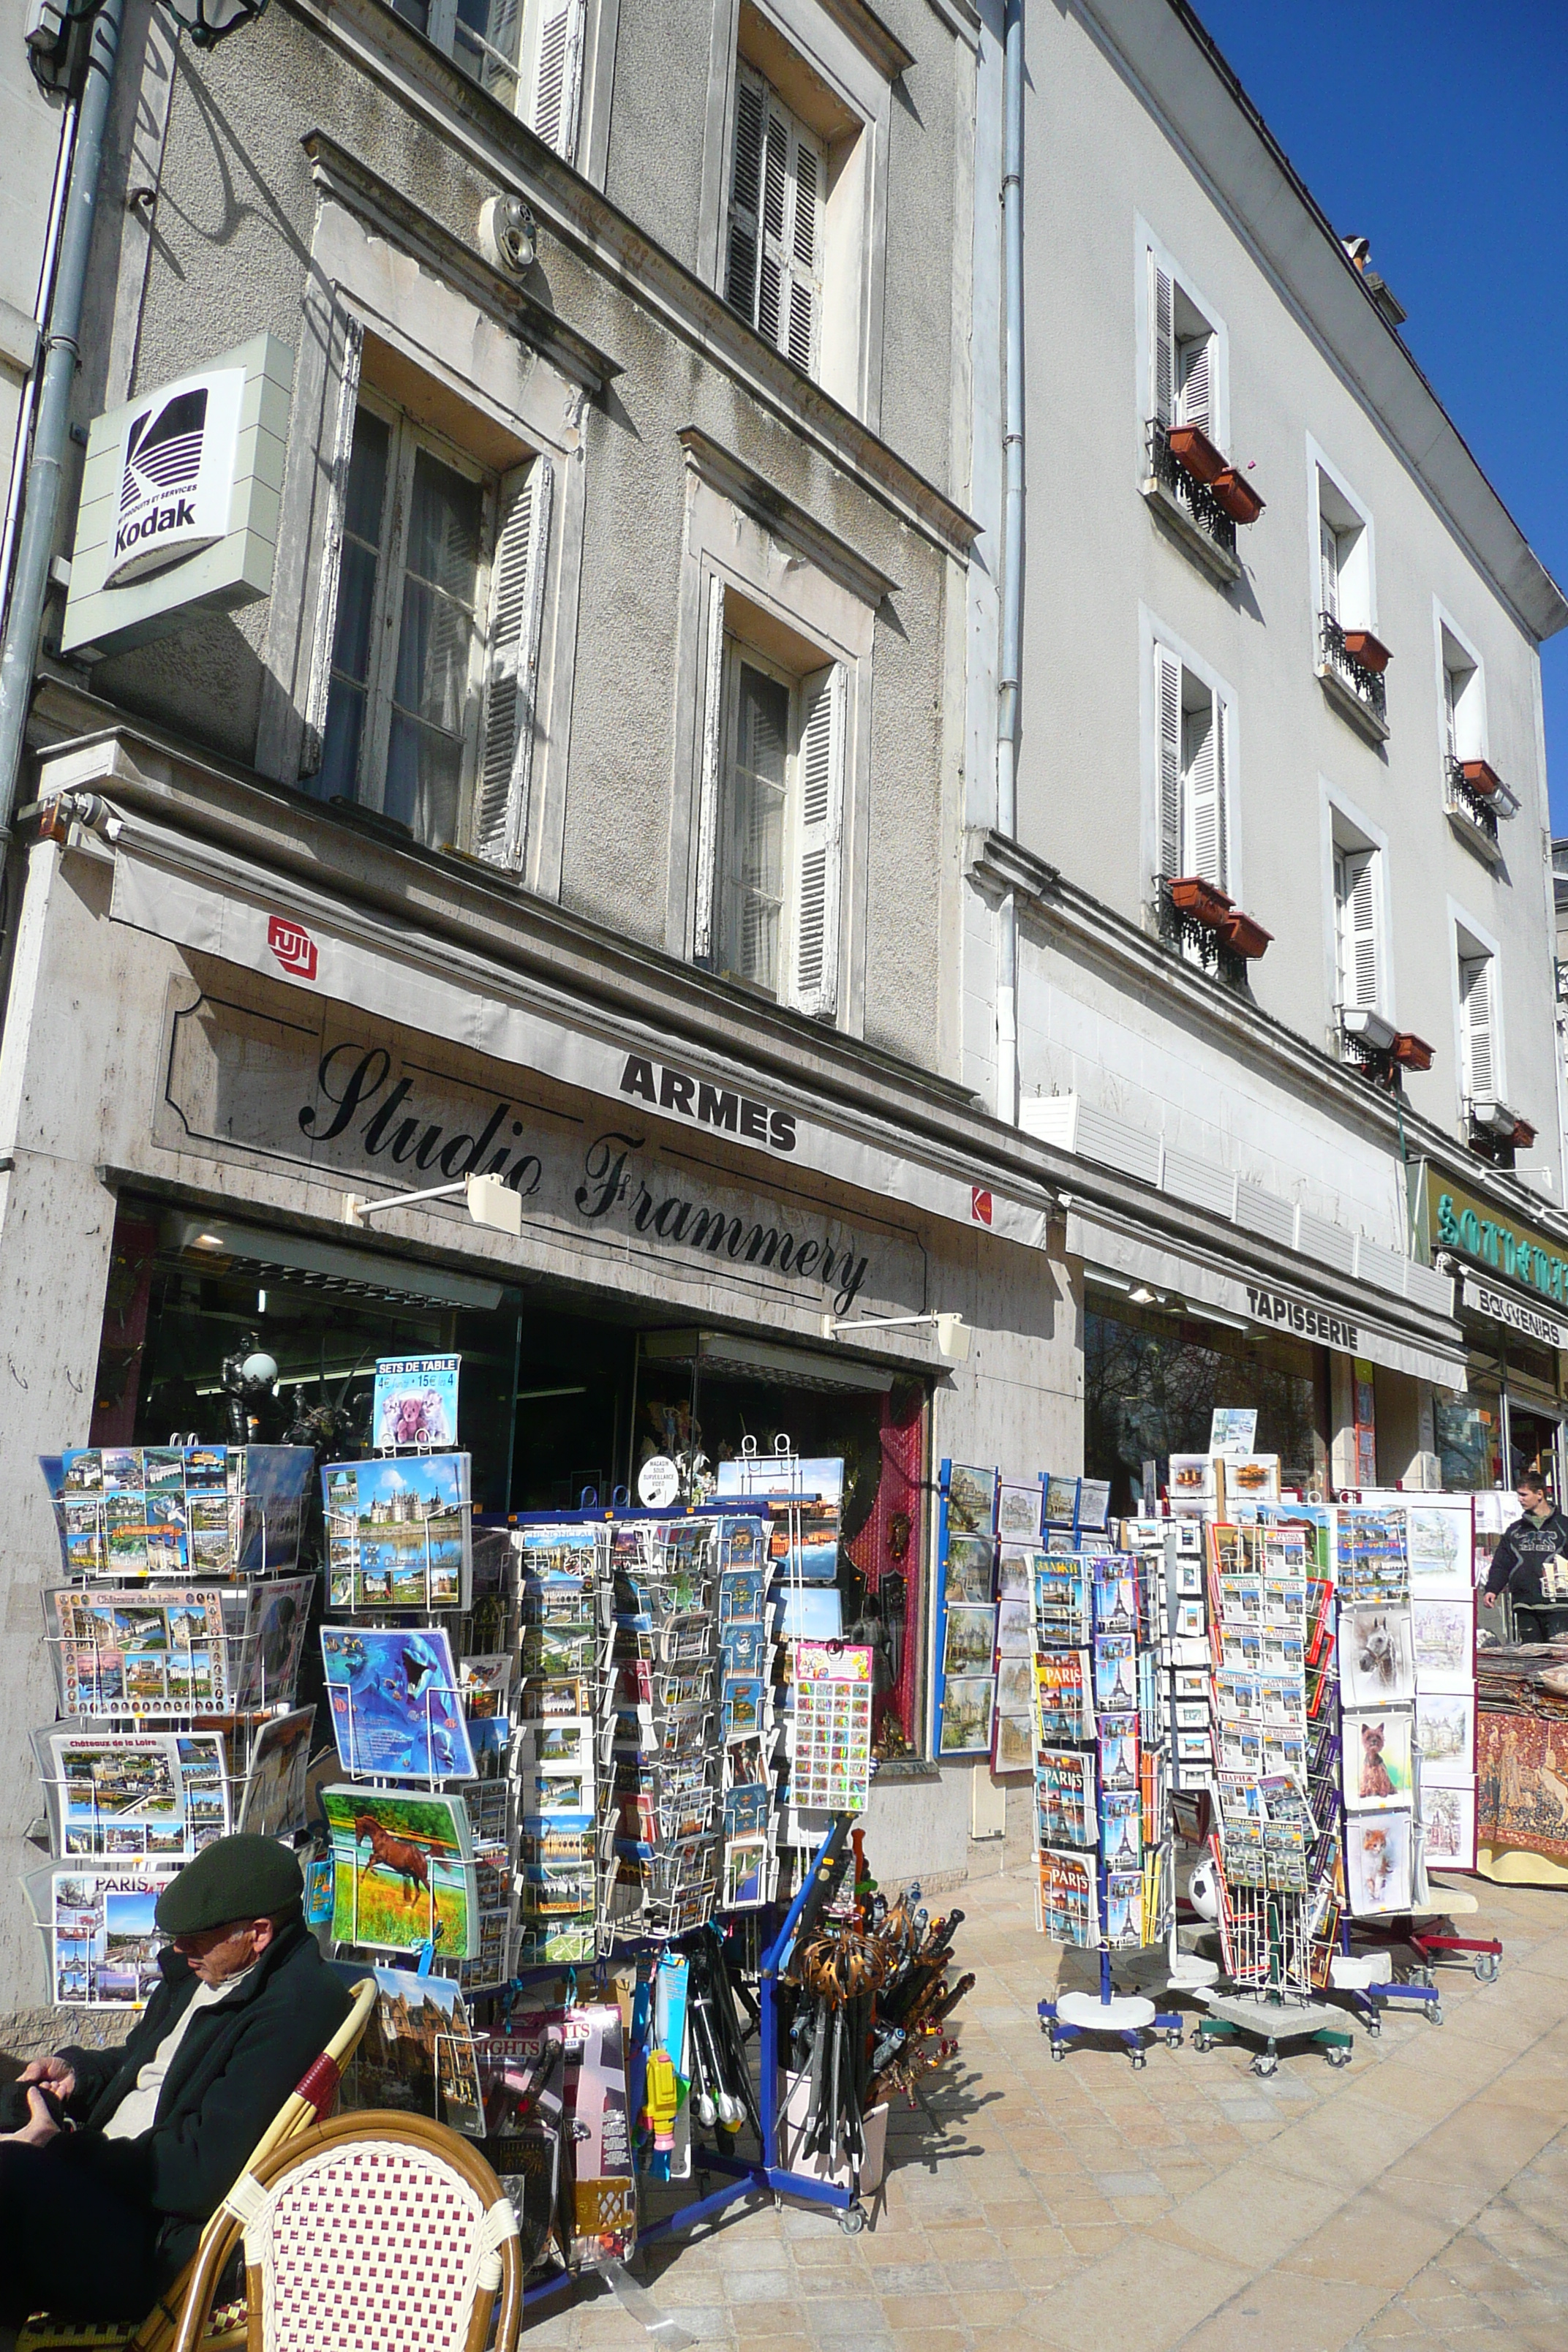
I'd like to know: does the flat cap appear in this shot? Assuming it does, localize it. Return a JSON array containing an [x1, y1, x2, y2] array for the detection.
[[155, 1835, 304, 1936]]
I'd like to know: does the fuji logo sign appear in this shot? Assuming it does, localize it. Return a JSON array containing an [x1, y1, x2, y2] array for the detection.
[[267, 916, 318, 979]]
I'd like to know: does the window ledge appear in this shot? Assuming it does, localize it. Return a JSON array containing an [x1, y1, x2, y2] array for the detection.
[[1140, 474, 1243, 587], [1446, 802, 1504, 868], [1316, 660, 1390, 745]]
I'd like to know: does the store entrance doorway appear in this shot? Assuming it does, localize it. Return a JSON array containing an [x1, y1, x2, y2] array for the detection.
[[1504, 1398, 1564, 1502]]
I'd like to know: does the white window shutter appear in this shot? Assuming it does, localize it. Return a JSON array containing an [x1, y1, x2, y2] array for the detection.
[[791, 664, 844, 1019], [473, 455, 553, 872], [301, 316, 366, 774], [784, 119, 823, 375], [1460, 953, 1495, 1100], [1347, 851, 1379, 1010], [691, 573, 727, 963], [1176, 333, 1211, 435], [758, 97, 789, 350], [531, 0, 584, 164], [1150, 256, 1174, 428], [1188, 692, 1224, 891], [1442, 666, 1460, 761], [725, 64, 766, 321], [1319, 513, 1340, 619], [1156, 645, 1182, 878]]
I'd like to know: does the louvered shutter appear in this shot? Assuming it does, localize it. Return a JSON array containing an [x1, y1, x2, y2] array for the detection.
[[758, 98, 788, 350], [1442, 665, 1460, 761], [1156, 645, 1183, 878], [725, 64, 766, 321], [785, 118, 823, 375], [1188, 691, 1225, 890], [1460, 953, 1495, 1101], [531, 0, 584, 163], [1319, 513, 1340, 620], [1346, 851, 1379, 1009], [691, 573, 727, 963], [1150, 255, 1174, 428], [301, 317, 366, 775], [791, 664, 844, 1019], [473, 456, 553, 872], [1176, 333, 1211, 434]]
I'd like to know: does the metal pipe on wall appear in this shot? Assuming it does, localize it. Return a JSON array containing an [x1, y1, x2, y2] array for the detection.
[[0, 0, 125, 888], [994, 0, 1024, 1126], [0, 96, 78, 641]]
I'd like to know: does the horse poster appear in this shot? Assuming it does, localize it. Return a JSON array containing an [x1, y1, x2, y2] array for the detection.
[[320, 1625, 476, 1781], [322, 1784, 479, 1959]]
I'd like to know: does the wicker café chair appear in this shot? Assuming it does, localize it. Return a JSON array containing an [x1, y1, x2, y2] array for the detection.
[[20, 1978, 379, 2352], [168, 2111, 523, 2352]]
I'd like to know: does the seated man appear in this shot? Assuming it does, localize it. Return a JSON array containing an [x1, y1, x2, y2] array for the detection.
[[0, 1834, 350, 2340]]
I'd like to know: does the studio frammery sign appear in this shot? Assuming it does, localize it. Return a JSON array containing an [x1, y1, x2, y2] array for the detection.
[[157, 992, 928, 1320]]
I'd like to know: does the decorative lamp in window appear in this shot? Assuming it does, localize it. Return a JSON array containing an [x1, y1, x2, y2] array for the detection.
[[312, 393, 551, 870], [694, 584, 845, 1019], [725, 61, 825, 379]]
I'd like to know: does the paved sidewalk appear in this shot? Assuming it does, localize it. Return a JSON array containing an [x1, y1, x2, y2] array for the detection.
[[523, 1863, 1568, 2351]]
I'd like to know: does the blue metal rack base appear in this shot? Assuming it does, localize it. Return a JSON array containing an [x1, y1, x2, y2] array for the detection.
[[1037, 1950, 1184, 2069]]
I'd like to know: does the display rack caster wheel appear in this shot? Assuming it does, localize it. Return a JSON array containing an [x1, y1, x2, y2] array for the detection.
[[1251, 2051, 1278, 2078], [1428, 2002, 1444, 2027], [1165, 2029, 1183, 2048], [1324, 2046, 1352, 2069], [838, 2204, 866, 2236], [1364, 2015, 1381, 2038], [1474, 1954, 1501, 1984], [1129, 2050, 1146, 2071], [1049, 2038, 1066, 2062], [1194, 2033, 1215, 2055]]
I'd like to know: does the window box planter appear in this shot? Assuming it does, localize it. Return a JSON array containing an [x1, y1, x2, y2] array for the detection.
[[1392, 1033, 1433, 1073], [1460, 758, 1502, 799], [1166, 875, 1233, 927], [1166, 424, 1227, 486], [1512, 1117, 1538, 1151], [1341, 627, 1390, 674], [1217, 908, 1272, 960], [1210, 468, 1265, 526]]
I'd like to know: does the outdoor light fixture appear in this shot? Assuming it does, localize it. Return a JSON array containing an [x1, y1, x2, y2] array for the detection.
[[821, 1309, 970, 1361], [1340, 1006, 1399, 1055], [342, 1171, 524, 1238], [159, 0, 267, 46]]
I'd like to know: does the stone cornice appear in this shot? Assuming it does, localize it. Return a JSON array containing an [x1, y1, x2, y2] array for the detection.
[[679, 429, 901, 607]]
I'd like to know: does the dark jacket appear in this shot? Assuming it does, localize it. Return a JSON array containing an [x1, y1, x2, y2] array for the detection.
[[1484, 1505, 1568, 1606], [56, 1921, 350, 2271]]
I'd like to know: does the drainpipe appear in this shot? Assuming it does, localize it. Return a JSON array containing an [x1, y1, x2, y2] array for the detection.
[[994, 0, 1024, 1126], [0, 0, 124, 900], [0, 98, 78, 638]]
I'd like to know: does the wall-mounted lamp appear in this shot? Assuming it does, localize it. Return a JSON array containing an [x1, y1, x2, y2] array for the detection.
[[820, 1309, 970, 1361], [342, 1171, 524, 1237]]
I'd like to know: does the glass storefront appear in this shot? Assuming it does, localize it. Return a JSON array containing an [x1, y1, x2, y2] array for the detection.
[[1085, 1295, 1328, 1514], [89, 1201, 932, 1757], [1433, 1387, 1504, 1493]]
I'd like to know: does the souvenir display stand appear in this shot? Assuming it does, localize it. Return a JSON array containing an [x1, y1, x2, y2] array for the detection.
[[24, 1442, 318, 2008], [1027, 1507, 1182, 2065]]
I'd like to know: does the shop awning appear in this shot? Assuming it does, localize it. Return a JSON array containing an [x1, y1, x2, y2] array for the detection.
[[1066, 1209, 1469, 1392], [110, 847, 1052, 1258]]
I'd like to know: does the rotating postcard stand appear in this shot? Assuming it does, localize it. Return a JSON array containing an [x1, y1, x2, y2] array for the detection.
[[1191, 1866, 1353, 2076]]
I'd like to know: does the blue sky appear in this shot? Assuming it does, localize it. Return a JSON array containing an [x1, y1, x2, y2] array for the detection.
[[1188, 1, 1568, 829]]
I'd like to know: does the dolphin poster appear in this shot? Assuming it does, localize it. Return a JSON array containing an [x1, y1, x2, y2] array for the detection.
[[320, 1624, 475, 1782]]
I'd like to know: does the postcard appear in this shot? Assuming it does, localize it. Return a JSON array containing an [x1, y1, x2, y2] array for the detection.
[[1340, 1605, 1416, 1710], [1036, 1748, 1096, 1846], [1033, 1554, 1090, 1645], [26, 1866, 176, 2008], [1033, 1650, 1093, 1744], [997, 1546, 1033, 1600], [1420, 1779, 1477, 1871], [1406, 1503, 1474, 1598], [236, 1578, 312, 1711], [1414, 1692, 1474, 1770], [946, 1463, 998, 1537], [1411, 1598, 1475, 1693], [996, 1480, 1043, 1543], [38, 1726, 227, 1861], [943, 1602, 998, 1676], [995, 1597, 1032, 1656], [723, 1835, 770, 1909], [944, 1534, 995, 1604], [1343, 1708, 1414, 1811], [320, 1625, 476, 1781], [1346, 1810, 1411, 1917], [1097, 1711, 1139, 1792], [236, 1708, 315, 1839], [938, 1675, 995, 1755], [1037, 1848, 1097, 1945], [322, 1785, 478, 1959], [993, 1714, 1034, 1771], [1043, 1474, 1079, 1528], [321, 1455, 470, 1612], [343, 1962, 484, 2136], [371, 1355, 461, 1452], [995, 1653, 1034, 1714], [1093, 1632, 1137, 1710]]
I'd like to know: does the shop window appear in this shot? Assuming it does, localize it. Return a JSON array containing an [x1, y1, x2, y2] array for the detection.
[[1434, 1390, 1502, 1493], [309, 391, 551, 872], [1155, 643, 1229, 893], [383, 0, 585, 159], [1083, 1298, 1327, 1516], [696, 593, 846, 1019]]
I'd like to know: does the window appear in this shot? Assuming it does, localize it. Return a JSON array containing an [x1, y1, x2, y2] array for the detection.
[[1333, 836, 1379, 1013], [312, 393, 551, 869], [724, 61, 824, 379], [696, 587, 845, 1017], [384, 0, 584, 158], [1458, 937, 1497, 1106], [1441, 638, 1477, 766], [1155, 644, 1228, 889], [1150, 257, 1216, 437], [1316, 475, 1370, 630]]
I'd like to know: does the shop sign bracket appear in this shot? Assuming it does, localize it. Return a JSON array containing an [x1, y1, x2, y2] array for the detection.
[[340, 1170, 523, 1237], [821, 1310, 970, 1360]]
